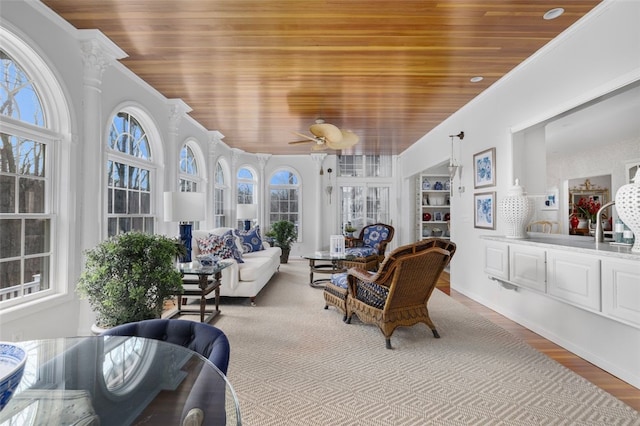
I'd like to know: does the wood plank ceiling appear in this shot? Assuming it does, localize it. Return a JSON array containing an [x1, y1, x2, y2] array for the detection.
[[42, 0, 601, 155]]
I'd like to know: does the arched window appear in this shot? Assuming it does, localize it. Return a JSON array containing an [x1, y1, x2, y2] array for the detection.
[[0, 48, 52, 303], [106, 112, 154, 236], [179, 144, 199, 192], [237, 167, 256, 228], [268, 169, 300, 236], [213, 160, 227, 227]]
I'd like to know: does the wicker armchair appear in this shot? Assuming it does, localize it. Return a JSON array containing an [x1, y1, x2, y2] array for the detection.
[[344, 238, 456, 349], [342, 223, 395, 271]]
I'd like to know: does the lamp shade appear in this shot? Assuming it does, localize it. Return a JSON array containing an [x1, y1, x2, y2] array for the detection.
[[164, 192, 205, 222], [237, 203, 257, 220]]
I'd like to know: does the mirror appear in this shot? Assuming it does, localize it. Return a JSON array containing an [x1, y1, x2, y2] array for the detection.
[[513, 79, 640, 237]]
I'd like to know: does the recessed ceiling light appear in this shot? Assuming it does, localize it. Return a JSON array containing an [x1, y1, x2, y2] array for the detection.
[[470, 76, 483, 83], [543, 7, 565, 20]]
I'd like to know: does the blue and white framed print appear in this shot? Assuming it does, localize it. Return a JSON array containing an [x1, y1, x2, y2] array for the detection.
[[473, 147, 496, 189], [474, 191, 495, 229]]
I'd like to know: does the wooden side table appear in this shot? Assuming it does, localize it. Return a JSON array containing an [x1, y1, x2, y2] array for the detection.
[[174, 262, 231, 322]]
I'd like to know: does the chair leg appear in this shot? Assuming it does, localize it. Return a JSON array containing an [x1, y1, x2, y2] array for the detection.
[[385, 338, 392, 349], [432, 329, 440, 338], [345, 315, 352, 324], [324, 305, 328, 310]]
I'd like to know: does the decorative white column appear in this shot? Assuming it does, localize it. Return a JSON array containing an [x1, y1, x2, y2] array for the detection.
[[256, 153, 271, 229], [165, 99, 191, 192], [78, 32, 126, 251], [207, 131, 225, 228], [311, 153, 327, 250]]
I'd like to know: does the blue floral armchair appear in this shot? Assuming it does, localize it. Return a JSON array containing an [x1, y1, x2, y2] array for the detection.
[[344, 223, 395, 271]]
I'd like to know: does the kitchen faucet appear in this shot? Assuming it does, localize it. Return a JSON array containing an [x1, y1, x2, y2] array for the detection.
[[595, 200, 615, 248]]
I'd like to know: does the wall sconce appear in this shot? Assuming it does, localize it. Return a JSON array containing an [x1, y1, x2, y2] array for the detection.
[[448, 131, 464, 180], [164, 191, 205, 263]]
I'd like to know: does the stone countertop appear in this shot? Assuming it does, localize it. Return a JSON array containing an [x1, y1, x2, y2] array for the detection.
[[481, 233, 640, 261]]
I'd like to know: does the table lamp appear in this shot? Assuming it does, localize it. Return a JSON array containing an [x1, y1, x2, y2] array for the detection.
[[237, 204, 257, 231], [164, 191, 205, 263]]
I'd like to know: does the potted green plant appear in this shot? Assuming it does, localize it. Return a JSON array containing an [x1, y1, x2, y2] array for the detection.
[[77, 232, 184, 330], [269, 220, 297, 263], [344, 224, 357, 237]]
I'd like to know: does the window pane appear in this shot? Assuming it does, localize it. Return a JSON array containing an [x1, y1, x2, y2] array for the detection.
[[19, 140, 45, 177], [24, 256, 49, 291], [140, 192, 150, 214], [0, 133, 19, 173], [129, 166, 139, 189], [19, 178, 45, 213], [24, 219, 49, 255], [140, 169, 150, 191], [132, 217, 143, 231], [108, 218, 117, 236], [128, 192, 139, 214], [0, 50, 45, 126], [114, 190, 127, 214], [0, 260, 21, 290], [0, 219, 21, 258], [0, 175, 15, 213]]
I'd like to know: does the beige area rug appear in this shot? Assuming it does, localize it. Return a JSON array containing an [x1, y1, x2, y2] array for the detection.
[[183, 259, 640, 425]]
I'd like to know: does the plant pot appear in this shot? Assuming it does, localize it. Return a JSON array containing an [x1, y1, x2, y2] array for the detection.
[[280, 248, 291, 264]]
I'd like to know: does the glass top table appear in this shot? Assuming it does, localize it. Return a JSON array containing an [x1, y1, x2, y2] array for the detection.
[[302, 252, 351, 288], [0, 336, 241, 425], [176, 261, 233, 322]]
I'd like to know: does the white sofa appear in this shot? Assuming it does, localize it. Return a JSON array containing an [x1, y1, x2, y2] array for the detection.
[[187, 227, 281, 305]]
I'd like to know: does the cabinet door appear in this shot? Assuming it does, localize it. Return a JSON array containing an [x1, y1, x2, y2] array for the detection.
[[602, 259, 640, 328], [547, 250, 600, 311], [509, 245, 546, 292], [484, 242, 508, 281]]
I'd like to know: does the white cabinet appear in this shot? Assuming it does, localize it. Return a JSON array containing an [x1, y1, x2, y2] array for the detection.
[[509, 245, 546, 292], [417, 174, 450, 240], [602, 258, 640, 327], [484, 241, 509, 281], [547, 249, 601, 311]]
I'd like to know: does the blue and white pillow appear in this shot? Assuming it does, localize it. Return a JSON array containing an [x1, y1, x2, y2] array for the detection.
[[234, 226, 264, 253], [222, 229, 245, 263]]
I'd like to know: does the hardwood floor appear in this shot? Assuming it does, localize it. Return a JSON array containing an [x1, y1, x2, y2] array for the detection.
[[437, 272, 640, 411]]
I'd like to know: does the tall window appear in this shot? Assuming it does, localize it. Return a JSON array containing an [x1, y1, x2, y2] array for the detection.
[[0, 49, 52, 303], [179, 144, 198, 192], [268, 169, 299, 235], [237, 167, 256, 204], [338, 155, 392, 233], [106, 112, 154, 237], [213, 161, 226, 227], [237, 167, 256, 229]]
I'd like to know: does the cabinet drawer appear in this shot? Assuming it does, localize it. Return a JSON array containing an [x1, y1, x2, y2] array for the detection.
[[509, 245, 546, 292], [547, 250, 600, 311], [484, 242, 509, 280], [602, 259, 640, 328]]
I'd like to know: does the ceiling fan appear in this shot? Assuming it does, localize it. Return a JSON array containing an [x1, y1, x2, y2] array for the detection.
[[288, 119, 359, 150]]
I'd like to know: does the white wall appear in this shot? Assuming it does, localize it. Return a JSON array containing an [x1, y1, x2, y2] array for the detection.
[[399, 1, 640, 387]]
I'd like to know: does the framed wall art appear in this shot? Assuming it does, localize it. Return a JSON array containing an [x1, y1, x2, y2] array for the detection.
[[473, 147, 496, 188], [474, 191, 495, 229]]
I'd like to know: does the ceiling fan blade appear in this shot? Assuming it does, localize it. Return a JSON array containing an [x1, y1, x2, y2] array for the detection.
[[291, 131, 319, 142], [288, 140, 314, 145], [310, 123, 342, 144], [339, 130, 359, 146], [311, 144, 328, 151]]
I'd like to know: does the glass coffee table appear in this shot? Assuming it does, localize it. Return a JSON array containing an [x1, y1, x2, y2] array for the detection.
[[302, 252, 349, 288]]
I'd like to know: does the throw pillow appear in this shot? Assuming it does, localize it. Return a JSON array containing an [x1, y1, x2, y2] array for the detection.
[[222, 229, 245, 263], [196, 233, 234, 260], [234, 226, 264, 253]]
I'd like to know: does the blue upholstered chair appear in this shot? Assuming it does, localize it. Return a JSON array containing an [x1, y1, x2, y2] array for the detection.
[[102, 319, 232, 425], [343, 223, 395, 271], [101, 318, 230, 374]]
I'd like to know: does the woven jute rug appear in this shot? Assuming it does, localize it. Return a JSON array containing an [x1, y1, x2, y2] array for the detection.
[[185, 259, 640, 425]]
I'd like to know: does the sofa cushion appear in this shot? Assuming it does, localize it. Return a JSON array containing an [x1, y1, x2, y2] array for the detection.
[[196, 233, 234, 260], [234, 226, 264, 253], [238, 253, 278, 282], [221, 229, 244, 263]]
